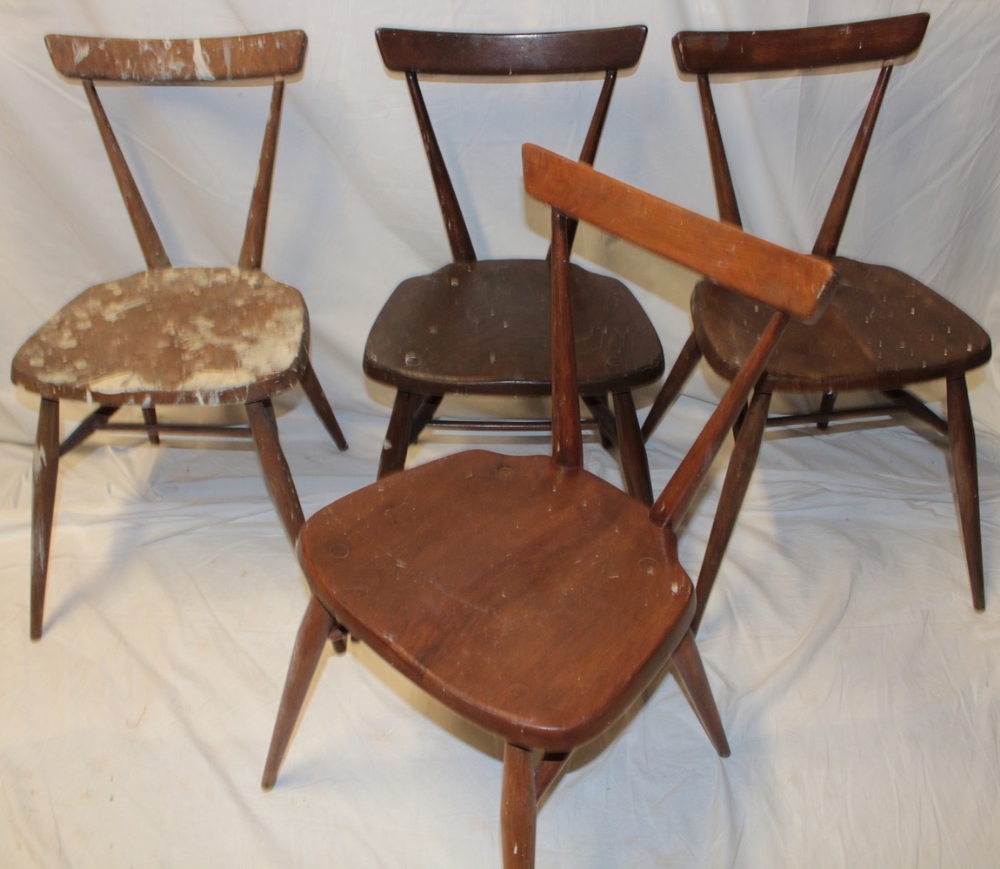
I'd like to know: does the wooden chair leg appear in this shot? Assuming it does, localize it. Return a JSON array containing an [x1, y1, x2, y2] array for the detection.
[[246, 399, 305, 547], [377, 391, 414, 480], [409, 394, 443, 444], [501, 743, 537, 869], [693, 387, 771, 634], [141, 405, 161, 445], [947, 376, 985, 610], [671, 629, 730, 757], [30, 398, 60, 641], [641, 332, 702, 442], [817, 391, 837, 430], [262, 594, 337, 790], [582, 394, 617, 449], [58, 405, 118, 456], [299, 359, 348, 451], [613, 391, 653, 506]]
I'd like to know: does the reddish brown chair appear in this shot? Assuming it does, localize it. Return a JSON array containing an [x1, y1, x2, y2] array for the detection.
[[365, 27, 664, 503], [261, 144, 838, 867], [642, 14, 992, 630], [11, 32, 347, 640]]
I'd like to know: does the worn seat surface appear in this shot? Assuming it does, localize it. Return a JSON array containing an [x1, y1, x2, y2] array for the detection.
[[695, 257, 992, 390], [12, 268, 310, 405], [366, 260, 661, 395]]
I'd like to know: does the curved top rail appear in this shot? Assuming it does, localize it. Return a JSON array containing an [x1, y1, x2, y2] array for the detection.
[[522, 144, 837, 324], [45, 30, 307, 83], [376, 26, 646, 77], [673, 14, 928, 76]]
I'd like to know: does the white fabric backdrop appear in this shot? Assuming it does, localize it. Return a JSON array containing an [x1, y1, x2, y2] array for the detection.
[[1, 1, 998, 867]]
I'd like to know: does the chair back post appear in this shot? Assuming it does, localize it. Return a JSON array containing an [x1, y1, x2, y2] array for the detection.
[[376, 26, 646, 266], [404, 69, 477, 262], [81, 79, 172, 269], [695, 73, 741, 227], [672, 14, 929, 245], [45, 31, 308, 272], [811, 64, 891, 258], [549, 209, 583, 470], [238, 78, 286, 270]]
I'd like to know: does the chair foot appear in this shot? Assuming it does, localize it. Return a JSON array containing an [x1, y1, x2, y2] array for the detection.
[[693, 387, 771, 634], [300, 360, 348, 451], [947, 376, 985, 610], [30, 398, 60, 641], [262, 594, 338, 790], [671, 629, 730, 757], [501, 743, 537, 869]]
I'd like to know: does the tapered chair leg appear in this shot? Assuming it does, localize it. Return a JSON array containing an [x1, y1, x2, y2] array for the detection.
[[671, 629, 730, 757], [378, 391, 414, 480], [693, 386, 772, 634], [583, 393, 617, 449], [246, 399, 305, 547], [141, 405, 161, 445], [817, 391, 837, 431], [30, 398, 60, 641], [947, 376, 985, 610], [614, 391, 653, 505], [300, 359, 348, 451], [262, 594, 337, 789], [641, 332, 702, 442], [501, 743, 537, 869], [409, 394, 443, 444]]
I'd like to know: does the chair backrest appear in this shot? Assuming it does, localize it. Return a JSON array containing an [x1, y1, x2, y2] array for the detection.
[[45, 30, 308, 272], [376, 26, 647, 263], [672, 13, 929, 258], [522, 144, 838, 529]]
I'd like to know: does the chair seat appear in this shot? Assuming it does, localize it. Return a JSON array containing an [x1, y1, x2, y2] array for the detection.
[[11, 267, 310, 406], [363, 260, 664, 395], [694, 256, 992, 391], [298, 449, 693, 751]]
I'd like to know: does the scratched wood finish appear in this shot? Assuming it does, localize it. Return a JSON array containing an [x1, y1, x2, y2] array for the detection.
[[262, 146, 843, 867], [642, 14, 991, 626], [12, 31, 347, 639], [45, 31, 306, 82], [365, 27, 663, 498]]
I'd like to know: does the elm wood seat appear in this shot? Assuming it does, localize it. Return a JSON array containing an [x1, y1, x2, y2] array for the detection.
[[260, 145, 838, 868], [365, 26, 664, 503], [641, 14, 992, 631], [11, 32, 348, 641]]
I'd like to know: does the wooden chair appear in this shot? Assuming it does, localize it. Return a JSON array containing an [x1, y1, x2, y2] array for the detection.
[[365, 27, 665, 503], [641, 14, 992, 631], [11, 32, 348, 640], [260, 144, 838, 867]]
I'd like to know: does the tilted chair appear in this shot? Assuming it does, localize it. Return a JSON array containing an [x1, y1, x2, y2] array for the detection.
[[365, 27, 664, 503], [642, 14, 992, 630], [260, 144, 838, 867], [11, 32, 347, 640]]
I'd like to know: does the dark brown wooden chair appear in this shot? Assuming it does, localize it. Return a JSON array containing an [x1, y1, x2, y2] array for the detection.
[[260, 144, 838, 867], [11, 32, 348, 640], [365, 27, 664, 503], [641, 14, 992, 631]]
